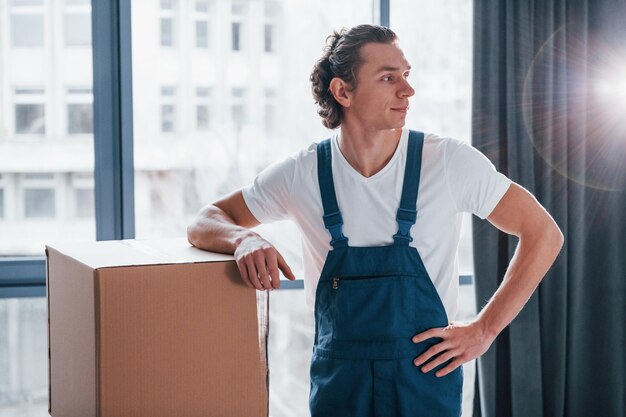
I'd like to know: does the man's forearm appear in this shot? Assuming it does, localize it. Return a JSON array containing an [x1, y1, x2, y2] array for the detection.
[[187, 205, 258, 254], [475, 225, 564, 340]]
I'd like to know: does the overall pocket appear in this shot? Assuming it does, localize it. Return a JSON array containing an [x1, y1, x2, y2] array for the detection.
[[330, 274, 417, 342]]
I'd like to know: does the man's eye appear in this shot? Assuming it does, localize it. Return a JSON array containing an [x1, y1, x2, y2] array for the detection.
[[382, 76, 392, 81]]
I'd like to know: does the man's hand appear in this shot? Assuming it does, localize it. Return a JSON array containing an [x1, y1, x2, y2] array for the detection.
[[234, 234, 296, 291], [411, 321, 495, 377]]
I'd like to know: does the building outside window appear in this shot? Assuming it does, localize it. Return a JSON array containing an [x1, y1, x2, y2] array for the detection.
[[21, 173, 56, 219], [160, 0, 176, 47], [194, 0, 210, 48], [263, 1, 278, 53], [66, 87, 93, 134], [264, 88, 276, 133], [231, 87, 246, 131], [14, 88, 45, 135], [196, 86, 211, 131], [161, 86, 177, 133], [231, 1, 244, 51], [71, 172, 94, 218], [0, 188, 4, 220]]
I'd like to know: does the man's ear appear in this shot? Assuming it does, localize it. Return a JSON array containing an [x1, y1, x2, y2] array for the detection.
[[329, 77, 351, 108]]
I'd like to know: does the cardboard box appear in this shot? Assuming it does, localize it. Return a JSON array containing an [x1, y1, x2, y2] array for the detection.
[[45, 237, 269, 417]]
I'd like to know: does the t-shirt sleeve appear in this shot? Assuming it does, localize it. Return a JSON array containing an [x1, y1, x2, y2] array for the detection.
[[241, 153, 297, 224], [444, 138, 513, 219]]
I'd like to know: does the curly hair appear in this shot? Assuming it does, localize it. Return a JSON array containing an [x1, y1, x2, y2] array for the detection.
[[310, 24, 398, 129]]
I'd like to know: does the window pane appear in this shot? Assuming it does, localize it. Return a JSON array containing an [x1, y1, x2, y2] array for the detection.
[[161, 104, 175, 132], [231, 1, 244, 15], [264, 1, 278, 18], [65, 13, 92, 46], [24, 188, 55, 218], [0, 189, 4, 218], [0, 2, 96, 251], [161, 86, 176, 96], [264, 23, 273, 53], [391, 0, 473, 272], [265, 103, 275, 133], [161, 18, 173, 46], [11, 14, 44, 47], [196, 105, 209, 130], [0, 298, 48, 417], [195, 20, 208, 48], [67, 103, 93, 134], [75, 188, 94, 218], [195, 0, 209, 13], [231, 22, 241, 51], [132, 5, 373, 415], [196, 86, 210, 97], [15, 104, 45, 134], [392, 2, 476, 415]]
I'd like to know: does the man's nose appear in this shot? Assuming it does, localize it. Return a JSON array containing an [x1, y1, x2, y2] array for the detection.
[[398, 78, 415, 98]]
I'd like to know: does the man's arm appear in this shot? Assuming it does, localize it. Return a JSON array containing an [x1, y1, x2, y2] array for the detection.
[[412, 182, 564, 377], [187, 189, 296, 290], [187, 189, 261, 254]]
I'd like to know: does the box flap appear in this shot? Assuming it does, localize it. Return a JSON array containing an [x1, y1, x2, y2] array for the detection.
[[45, 237, 234, 270]]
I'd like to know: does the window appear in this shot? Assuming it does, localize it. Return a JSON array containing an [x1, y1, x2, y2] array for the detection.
[[231, 88, 246, 131], [161, 86, 177, 133], [195, 0, 209, 12], [196, 21, 208, 48], [231, 2, 244, 52], [196, 87, 211, 131], [160, 0, 176, 47], [231, 22, 241, 51], [65, 13, 92, 46], [11, 14, 44, 47], [161, 18, 173, 47], [264, 24, 274, 53], [264, 89, 276, 133], [67, 88, 93, 134], [183, 170, 201, 215], [263, 1, 278, 53], [0, 189, 4, 219], [25, 188, 55, 218], [130, 3, 373, 414], [392, 2, 476, 414], [194, 0, 210, 49], [72, 173, 94, 218], [14, 88, 45, 135], [1, 1, 95, 413]]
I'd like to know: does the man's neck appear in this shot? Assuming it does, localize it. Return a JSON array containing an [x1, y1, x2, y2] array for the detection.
[[337, 123, 403, 178]]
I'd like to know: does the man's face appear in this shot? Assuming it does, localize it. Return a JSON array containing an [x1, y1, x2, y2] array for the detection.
[[344, 41, 415, 130]]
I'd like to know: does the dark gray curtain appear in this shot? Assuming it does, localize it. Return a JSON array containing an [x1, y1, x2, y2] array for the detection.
[[472, 1, 626, 416]]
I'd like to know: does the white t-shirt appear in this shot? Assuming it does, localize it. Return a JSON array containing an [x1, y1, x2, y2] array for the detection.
[[242, 127, 512, 320]]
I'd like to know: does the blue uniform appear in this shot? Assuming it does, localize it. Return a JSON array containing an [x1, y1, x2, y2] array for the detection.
[[309, 130, 463, 417]]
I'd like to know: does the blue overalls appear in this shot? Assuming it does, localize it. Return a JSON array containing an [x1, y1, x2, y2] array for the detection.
[[309, 130, 463, 417]]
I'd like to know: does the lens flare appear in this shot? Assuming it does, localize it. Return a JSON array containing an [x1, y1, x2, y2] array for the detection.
[[521, 24, 626, 191]]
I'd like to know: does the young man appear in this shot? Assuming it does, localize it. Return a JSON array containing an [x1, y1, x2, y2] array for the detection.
[[187, 24, 563, 417]]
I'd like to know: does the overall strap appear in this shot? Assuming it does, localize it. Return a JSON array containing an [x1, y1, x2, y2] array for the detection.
[[317, 139, 349, 248], [393, 130, 424, 246]]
